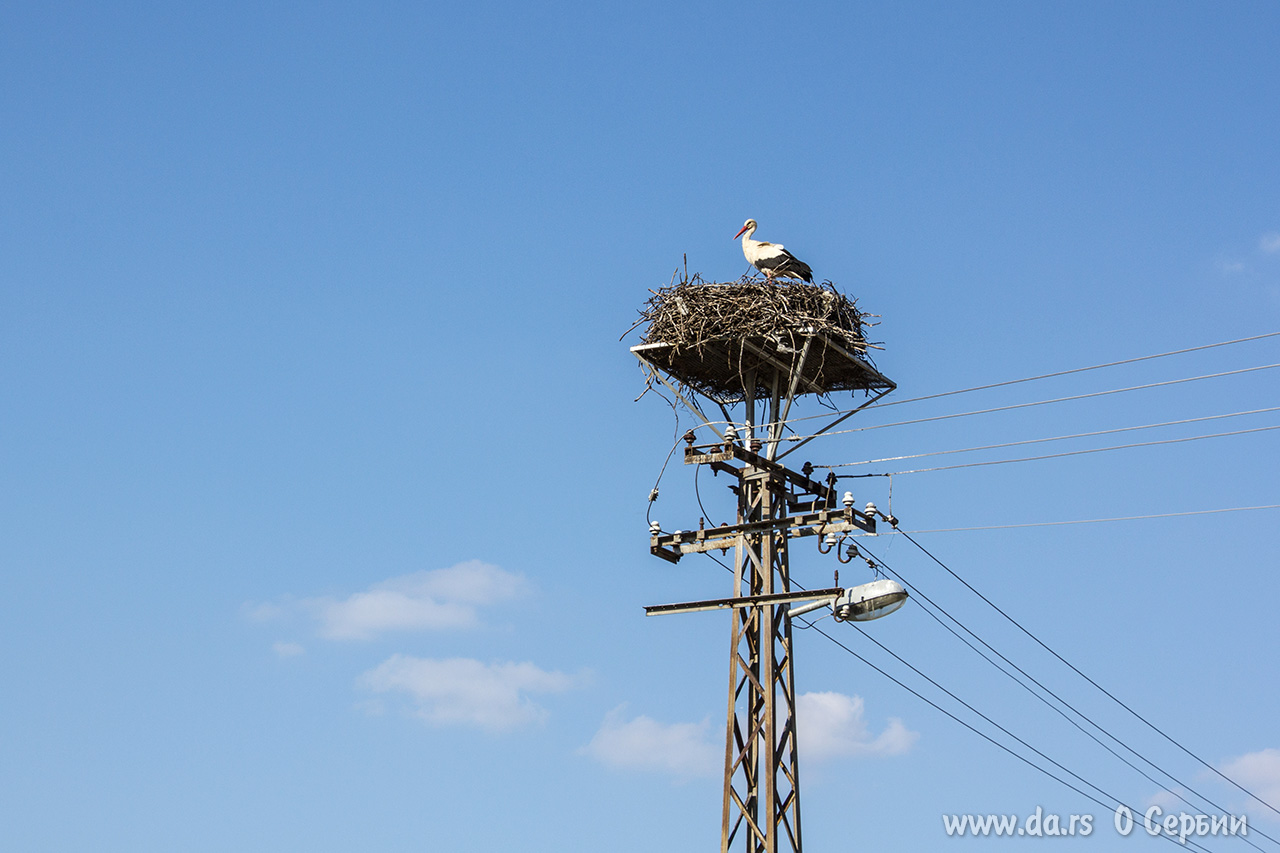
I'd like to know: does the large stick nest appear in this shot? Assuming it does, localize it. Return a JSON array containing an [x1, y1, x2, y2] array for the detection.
[[630, 275, 889, 402], [638, 276, 873, 352]]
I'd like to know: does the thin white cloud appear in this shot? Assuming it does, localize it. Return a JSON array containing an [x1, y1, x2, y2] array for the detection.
[[272, 641, 305, 658], [242, 600, 288, 622], [581, 692, 914, 780], [312, 560, 528, 639], [1219, 748, 1280, 820], [1260, 233, 1280, 254], [359, 655, 577, 732], [1146, 787, 1186, 811], [581, 706, 719, 780], [796, 691, 918, 762], [247, 560, 529, 641]]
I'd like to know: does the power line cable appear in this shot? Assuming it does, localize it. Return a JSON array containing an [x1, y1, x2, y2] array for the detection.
[[875, 424, 1280, 476], [805, 621, 1225, 853], [832, 407, 1280, 468], [689, 521, 1262, 844], [701, 535, 1263, 846], [895, 527, 1280, 819], [693, 462, 735, 531], [645, 434, 682, 526], [855, 541, 1279, 851], [780, 362, 1280, 444], [871, 504, 1280, 534], [647, 333, 1280, 459], [746, 331, 1280, 433], [851, 624, 1235, 853], [857, 331, 1280, 413]]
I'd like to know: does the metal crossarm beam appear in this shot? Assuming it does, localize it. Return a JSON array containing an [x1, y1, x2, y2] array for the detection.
[[650, 507, 876, 561], [737, 337, 827, 396], [685, 443, 836, 502], [775, 383, 895, 462], [814, 331, 895, 387], [645, 588, 843, 617]]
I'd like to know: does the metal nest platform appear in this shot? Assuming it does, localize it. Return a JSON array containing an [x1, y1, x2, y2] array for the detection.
[[630, 278, 894, 403], [632, 332, 893, 403]]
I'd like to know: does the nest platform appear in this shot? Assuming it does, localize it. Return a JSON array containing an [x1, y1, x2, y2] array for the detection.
[[631, 278, 894, 403]]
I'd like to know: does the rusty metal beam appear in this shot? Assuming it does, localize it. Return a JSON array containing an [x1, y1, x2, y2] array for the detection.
[[775, 383, 895, 461], [650, 506, 875, 559], [737, 337, 826, 396], [685, 442, 836, 503], [644, 588, 843, 617]]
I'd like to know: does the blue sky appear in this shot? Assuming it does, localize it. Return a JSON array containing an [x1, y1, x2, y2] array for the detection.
[[2, 2, 1278, 851]]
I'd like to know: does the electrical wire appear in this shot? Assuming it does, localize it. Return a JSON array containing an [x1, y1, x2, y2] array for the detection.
[[736, 331, 1280, 435], [858, 331, 1280, 412], [639, 333, 1280, 460], [690, 530, 1262, 846], [645, 434, 683, 526], [832, 406, 1280, 468], [642, 357, 1279, 493], [804, 620, 1225, 853], [704, 550, 735, 574], [778, 362, 1280, 444], [694, 462, 727, 528], [865, 504, 1280, 534], [874, 424, 1280, 476], [696, 540, 1263, 849], [699, 533, 1258, 847], [854, 541, 1280, 851], [895, 527, 1280, 819]]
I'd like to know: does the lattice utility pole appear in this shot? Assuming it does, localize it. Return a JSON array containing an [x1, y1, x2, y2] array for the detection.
[[720, 431, 807, 852], [633, 305, 896, 853]]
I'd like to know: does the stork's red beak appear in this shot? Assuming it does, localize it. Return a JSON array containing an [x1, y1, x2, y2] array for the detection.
[[733, 224, 749, 240]]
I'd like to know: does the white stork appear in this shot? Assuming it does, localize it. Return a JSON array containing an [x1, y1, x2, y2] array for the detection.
[[733, 219, 813, 282]]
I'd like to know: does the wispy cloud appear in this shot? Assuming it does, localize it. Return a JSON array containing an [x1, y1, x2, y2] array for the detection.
[[581, 706, 719, 780], [1220, 748, 1280, 821], [1146, 787, 1187, 811], [1217, 230, 1280, 279], [796, 691, 918, 761], [581, 691, 915, 781], [272, 641, 305, 658], [359, 655, 578, 732], [246, 560, 529, 640]]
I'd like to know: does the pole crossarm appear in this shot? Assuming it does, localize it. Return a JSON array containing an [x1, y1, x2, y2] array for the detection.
[[685, 442, 837, 504], [650, 506, 876, 563], [645, 588, 844, 617]]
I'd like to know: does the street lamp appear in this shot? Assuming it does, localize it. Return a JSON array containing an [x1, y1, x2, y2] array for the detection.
[[787, 578, 909, 621]]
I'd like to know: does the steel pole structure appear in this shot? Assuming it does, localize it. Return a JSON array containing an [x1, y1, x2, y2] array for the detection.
[[721, 459, 803, 853], [633, 328, 892, 851]]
